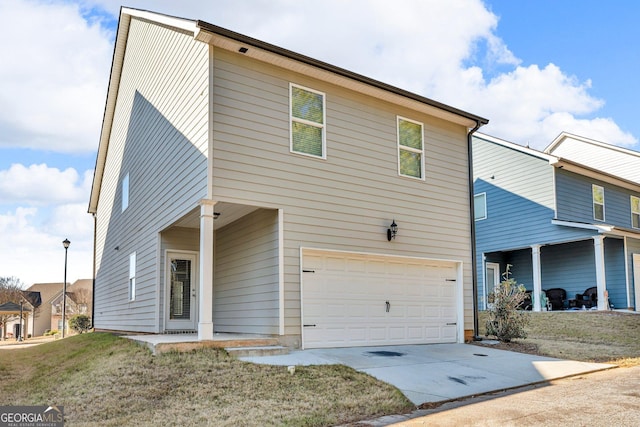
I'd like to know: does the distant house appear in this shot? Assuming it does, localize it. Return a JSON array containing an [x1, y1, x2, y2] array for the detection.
[[88, 8, 488, 348], [23, 282, 63, 336], [473, 132, 640, 312], [50, 279, 93, 334]]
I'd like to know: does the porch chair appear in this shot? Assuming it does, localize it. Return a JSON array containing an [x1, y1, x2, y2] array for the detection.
[[544, 288, 567, 311], [575, 286, 597, 309]]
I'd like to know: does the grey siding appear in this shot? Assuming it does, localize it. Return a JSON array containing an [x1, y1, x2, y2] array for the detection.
[[541, 240, 596, 299], [604, 238, 626, 308], [214, 209, 279, 334], [210, 50, 475, 334], [94, 18, 209, 333]]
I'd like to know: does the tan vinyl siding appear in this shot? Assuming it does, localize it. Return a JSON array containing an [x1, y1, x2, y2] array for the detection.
[[94, 18, 209, 333], [214, 209, 279, 334], [210, 50, 473, 335]]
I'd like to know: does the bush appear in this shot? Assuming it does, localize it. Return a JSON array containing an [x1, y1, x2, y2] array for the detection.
[[485, 265, 530, 342], [69, 315, 92, 334], [44, 329, 58, 336]]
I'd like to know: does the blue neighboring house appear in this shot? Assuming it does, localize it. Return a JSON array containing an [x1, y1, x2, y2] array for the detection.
[[473, 132, 640, 312]]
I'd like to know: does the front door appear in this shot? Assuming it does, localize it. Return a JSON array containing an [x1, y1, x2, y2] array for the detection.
[[166, 252, 198, 331], [485, 262, 500, 309]]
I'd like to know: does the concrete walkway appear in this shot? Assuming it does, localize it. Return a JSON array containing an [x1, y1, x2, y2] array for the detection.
[[241, 343, 613, 405]]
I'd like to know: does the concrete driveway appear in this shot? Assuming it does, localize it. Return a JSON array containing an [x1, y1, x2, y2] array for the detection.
[[240, 343, 613, 405]]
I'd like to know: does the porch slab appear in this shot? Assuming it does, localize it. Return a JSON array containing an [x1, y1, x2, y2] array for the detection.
[[124, 333, 280, 355]]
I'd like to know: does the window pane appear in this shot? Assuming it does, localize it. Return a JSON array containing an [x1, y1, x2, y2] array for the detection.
[[474, 194, 486, 220], [633, 213, 640, 229], [593, 186, 604, 204], [399, 119, 422, 149], [632, 196, 640, 213], [594, 204, 604, 221], [292, 122, 323, 156], [399, 149, 422, 178], [292, 86, 323, 124]]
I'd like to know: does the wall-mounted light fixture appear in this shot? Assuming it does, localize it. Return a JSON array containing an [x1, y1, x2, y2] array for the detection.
[[213, 212, 221, 220], [387, 219, 398, 241], [238, 47, 248, 53]]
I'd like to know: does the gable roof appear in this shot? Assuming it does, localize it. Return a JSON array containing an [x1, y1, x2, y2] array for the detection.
[[89, 7, 488, 214], [545, 132, 640, 184], [27, 282, 64, 305]]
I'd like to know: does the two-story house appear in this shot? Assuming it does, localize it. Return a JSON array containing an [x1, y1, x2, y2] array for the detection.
[[474, 132, 640, 312], [88, 8, 488, 348]]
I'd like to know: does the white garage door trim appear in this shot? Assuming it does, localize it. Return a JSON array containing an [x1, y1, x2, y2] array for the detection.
[[300, 248, 464, 349]]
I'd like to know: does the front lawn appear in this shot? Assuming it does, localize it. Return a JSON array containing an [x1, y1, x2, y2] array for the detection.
[[0, 333, 412, 426], [477, 310, 640, 366]]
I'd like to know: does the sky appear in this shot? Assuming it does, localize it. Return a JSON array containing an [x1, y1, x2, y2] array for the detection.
[[1, 0, 639, 287]]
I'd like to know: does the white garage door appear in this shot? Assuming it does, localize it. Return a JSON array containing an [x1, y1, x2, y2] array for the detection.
[[301, 250, 459, 349]]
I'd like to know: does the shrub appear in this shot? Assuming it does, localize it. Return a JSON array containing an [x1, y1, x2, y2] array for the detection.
[[485, 265, 530, 342], [44, 329, 58, 336], [69, 315, 92, 334]]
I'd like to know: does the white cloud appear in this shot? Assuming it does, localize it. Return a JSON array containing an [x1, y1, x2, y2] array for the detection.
[[0, 0, 112, 153], [0, 206, 93, 285], [0, 164, 92, 205]]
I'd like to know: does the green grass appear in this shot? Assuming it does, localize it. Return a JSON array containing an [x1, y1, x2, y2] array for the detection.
[[0, 333, 412, 426], [478, 311, 640, 365]]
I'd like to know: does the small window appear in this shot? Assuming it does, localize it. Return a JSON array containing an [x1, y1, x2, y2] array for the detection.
[[122, 173, 129, 212], [632, 196, 640, 229], [474, 193, 487, 220], [592, 185, 605, 221], [397, 117, 424, 179], [290, 84, 325, 158], [129, 252, 136, 301]]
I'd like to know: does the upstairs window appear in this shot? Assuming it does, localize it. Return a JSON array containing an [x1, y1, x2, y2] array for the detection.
[[474, 193, 487, 220], [632, 196, 640, 229], [398, 117, 424, 179], [290, 84, 325, 158], [122, 173, 129, 212], [592, 184, 605, 221]]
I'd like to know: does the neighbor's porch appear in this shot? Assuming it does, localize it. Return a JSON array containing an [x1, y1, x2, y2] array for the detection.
[[481, 236, 633, 312]]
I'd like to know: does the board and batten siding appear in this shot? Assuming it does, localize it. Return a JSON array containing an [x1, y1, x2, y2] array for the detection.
[[214, 209, 279, 334], [94, 18, 209, 333], [210, 49, 475, 335], [627, 237, 640, 309]]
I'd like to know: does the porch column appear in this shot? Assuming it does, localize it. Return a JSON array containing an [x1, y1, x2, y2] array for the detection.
[[531, 244, 542, 312], [198, 199, 216, 340], [593, 236, 608, 310]]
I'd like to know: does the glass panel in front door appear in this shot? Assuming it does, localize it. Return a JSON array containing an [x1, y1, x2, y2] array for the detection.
[[170, 259, 192, 320]]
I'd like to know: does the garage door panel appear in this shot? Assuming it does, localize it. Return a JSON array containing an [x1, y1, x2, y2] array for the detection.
[[302, 250, 458, 349]]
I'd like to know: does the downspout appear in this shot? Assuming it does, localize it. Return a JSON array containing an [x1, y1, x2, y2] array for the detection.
[[91, 213, 97, 325], [467, 121, 483, 341]]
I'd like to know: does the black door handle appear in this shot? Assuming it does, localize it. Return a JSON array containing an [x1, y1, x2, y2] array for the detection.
[[385, 301, 390, 312]]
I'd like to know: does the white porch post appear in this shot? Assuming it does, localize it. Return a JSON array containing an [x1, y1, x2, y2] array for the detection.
[[531, 244, 542, 312], [198, 199, 216, 340], [593, 236, 608, 310]]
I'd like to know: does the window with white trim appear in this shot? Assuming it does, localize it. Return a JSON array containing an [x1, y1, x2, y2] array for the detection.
[[592, 184, 605, 221], [631, 196, 640, 229], [397, 117, 424, 179], [129, 252, 136, 301], [474, 193, 487, 220], [290, 84, 325, 158], [122, 173, 129, 212]]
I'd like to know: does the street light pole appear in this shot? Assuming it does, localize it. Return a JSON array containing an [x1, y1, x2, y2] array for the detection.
[[62, 238, 70, 338]]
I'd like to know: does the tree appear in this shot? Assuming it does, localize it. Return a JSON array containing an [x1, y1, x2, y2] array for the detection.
[[485, 265, 530, 342], [0, 276, 26, 339]]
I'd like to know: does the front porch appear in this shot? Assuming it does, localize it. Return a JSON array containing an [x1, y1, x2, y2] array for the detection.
[[125, 332, 289, 356]]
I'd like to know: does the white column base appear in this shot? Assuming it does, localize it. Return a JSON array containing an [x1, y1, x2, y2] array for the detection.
[[198, 322, 214, 341]]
